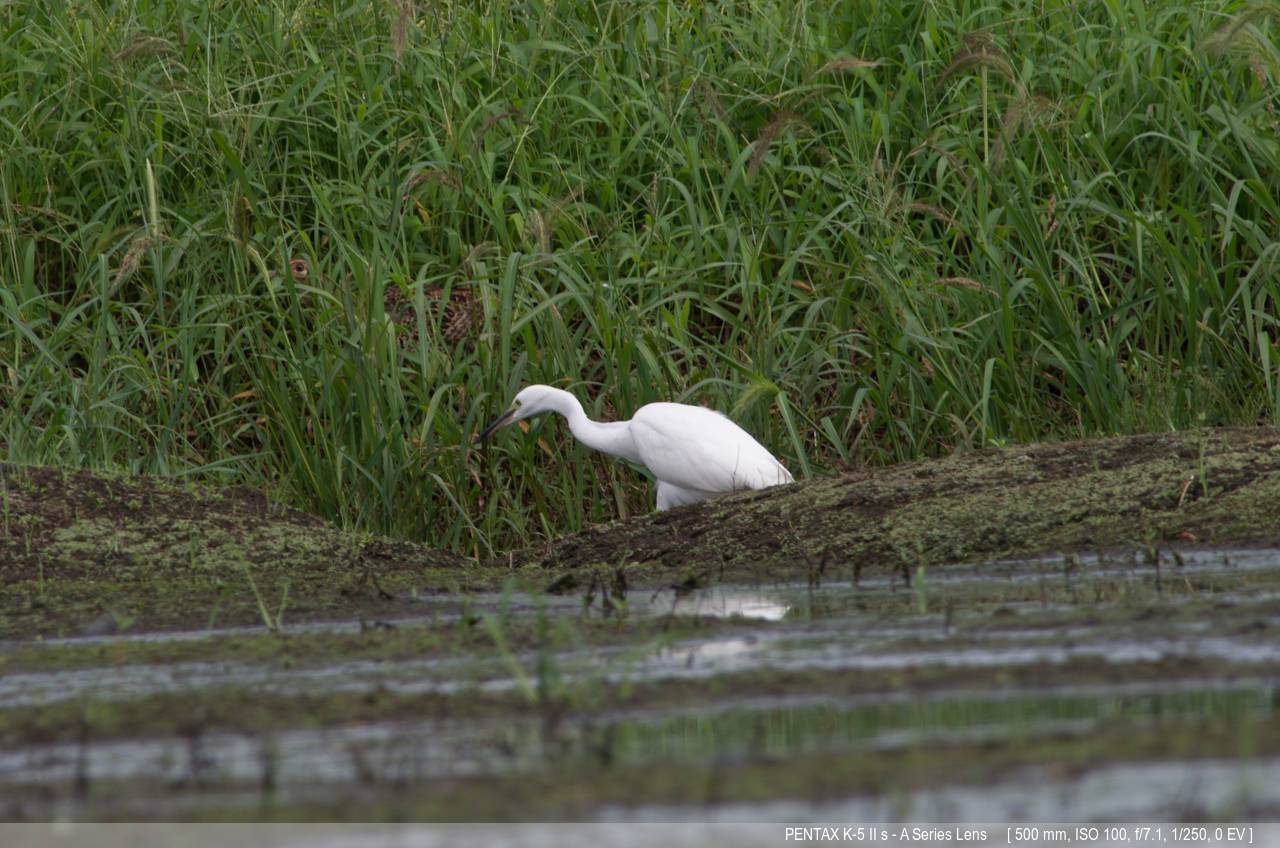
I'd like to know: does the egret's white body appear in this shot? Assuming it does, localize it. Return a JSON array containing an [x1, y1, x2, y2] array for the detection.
[[477, 385, 793, 511]]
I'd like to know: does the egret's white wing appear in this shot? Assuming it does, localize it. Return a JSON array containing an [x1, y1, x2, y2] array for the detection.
[[629, 403, 793, 494]]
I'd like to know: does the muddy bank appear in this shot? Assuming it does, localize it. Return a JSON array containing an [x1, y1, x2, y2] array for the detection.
[[6, 427, 1280, 638], [0, 465, 477, 639], [6, 429, 1280, 821], [520, 427, 1280, 580]]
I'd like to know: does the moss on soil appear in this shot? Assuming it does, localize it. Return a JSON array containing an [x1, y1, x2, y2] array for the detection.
[[4, 433, 1280, 822], [518, 427, 1280, 581], [6, 427, 1280, 637], [0, 464, 497, 638]]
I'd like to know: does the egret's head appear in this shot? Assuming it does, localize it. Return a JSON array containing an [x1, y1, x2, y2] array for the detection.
[[475, 385, 558, 443]]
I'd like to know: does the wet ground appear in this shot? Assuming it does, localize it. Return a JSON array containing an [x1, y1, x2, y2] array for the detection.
[[3, 546, 1279, 821]]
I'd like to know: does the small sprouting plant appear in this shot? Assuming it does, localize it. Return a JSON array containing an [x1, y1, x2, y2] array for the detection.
[[243, 564, 289, 633], [913, 564, 929, 615]]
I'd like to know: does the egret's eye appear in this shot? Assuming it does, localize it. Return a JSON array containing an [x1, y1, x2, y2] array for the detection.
[[513, 399, 522, 408]]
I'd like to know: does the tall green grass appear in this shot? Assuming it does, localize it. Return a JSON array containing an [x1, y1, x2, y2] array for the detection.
[[3, 0, 1279, 555]]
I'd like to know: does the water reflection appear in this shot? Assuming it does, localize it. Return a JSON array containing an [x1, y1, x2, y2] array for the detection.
[[639, 587, 791, 621], [620, 757, 1280, 823], [2, 684, 1272, 819], [6, 546, 1280, 822]]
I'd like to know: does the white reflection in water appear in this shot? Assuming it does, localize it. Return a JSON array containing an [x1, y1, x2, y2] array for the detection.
[[644, 587, 790, 621]]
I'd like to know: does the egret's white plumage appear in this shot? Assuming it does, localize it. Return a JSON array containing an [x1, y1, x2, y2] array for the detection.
[[476, 385, 793, 511]]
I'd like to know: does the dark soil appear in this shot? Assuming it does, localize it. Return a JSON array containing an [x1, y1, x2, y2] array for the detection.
[[4, 427, 1280, 821], [6, 426, 1280, 638], [0, 465, 478, 639], [515, 426, 1280, 582]]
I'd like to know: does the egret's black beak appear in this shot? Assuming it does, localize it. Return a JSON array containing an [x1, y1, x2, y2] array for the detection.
[[475, 407, 517, 443]]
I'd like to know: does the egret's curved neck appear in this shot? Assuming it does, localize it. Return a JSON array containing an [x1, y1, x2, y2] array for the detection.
[[542, 388, 640, 463]]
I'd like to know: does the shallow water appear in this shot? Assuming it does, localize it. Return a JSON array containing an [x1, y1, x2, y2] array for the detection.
[[4, 684, 1273, 817], [4, 547, 1280, 820], [618, 756, 1280, 822], [7, 594, 1280, 710], [10, 546, 1267, 650]]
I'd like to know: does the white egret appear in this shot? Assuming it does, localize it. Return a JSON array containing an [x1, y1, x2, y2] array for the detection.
[[475, 384, 794, 511]]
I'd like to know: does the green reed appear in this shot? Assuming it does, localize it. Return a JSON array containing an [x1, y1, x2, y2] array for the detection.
[[3, 0, 1278, 554]]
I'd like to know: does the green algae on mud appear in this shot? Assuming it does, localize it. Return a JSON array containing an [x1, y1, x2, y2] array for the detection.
[[6, 427, 1280, 639], [517, 427, 1280, 580], [0, 464, 493, 639]]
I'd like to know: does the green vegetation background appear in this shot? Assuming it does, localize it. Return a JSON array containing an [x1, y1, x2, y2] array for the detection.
[[3, 0, 1279, 556]]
